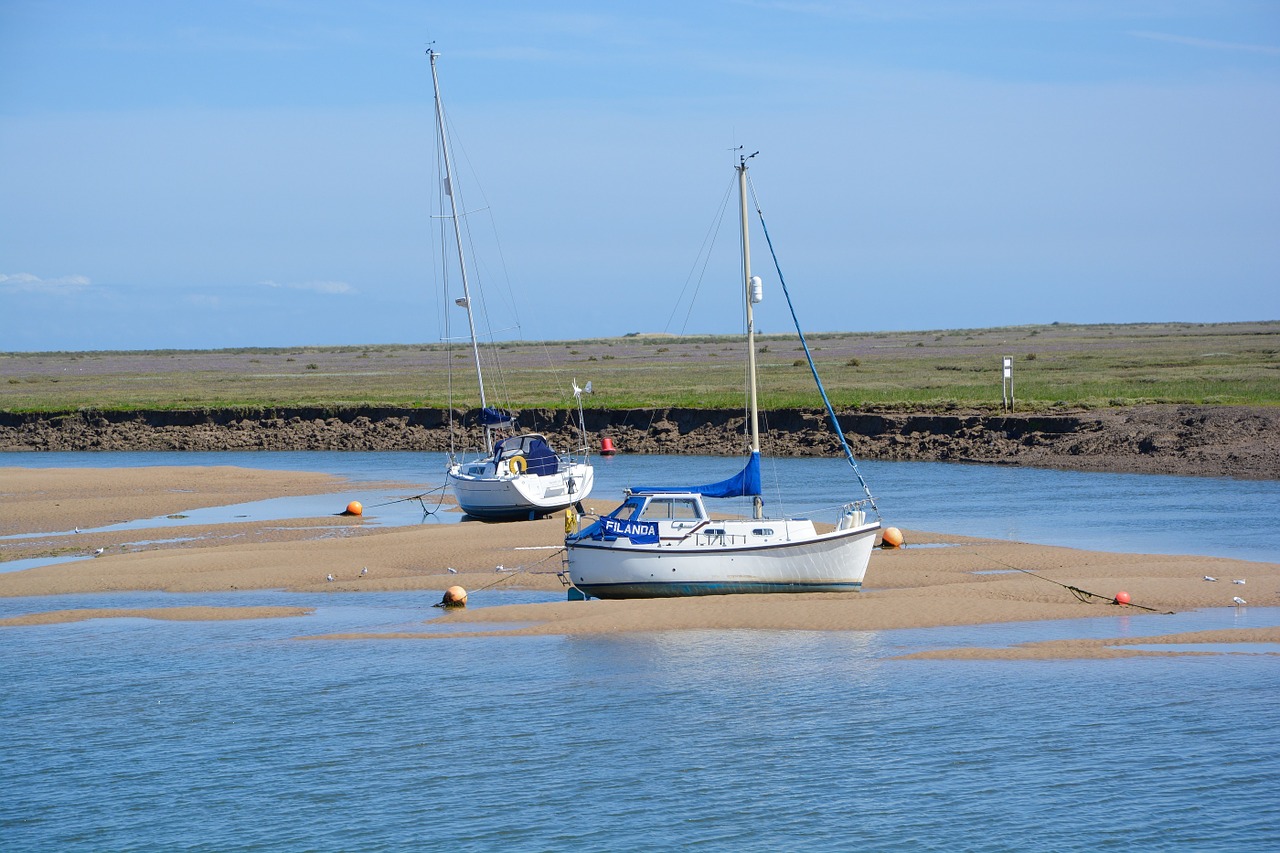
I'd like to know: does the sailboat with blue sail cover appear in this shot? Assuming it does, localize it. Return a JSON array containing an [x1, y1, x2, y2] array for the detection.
[[563, 152, 880, 598], [428, 49, 594, 520]]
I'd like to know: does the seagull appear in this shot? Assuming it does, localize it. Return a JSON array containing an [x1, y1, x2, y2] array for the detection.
[[1232, 596, 1247, 606], [360, 567, 369, 577], [495, 564, 506, 572], [447, 567, 457, 574], [93, 548, 104, 556], [1232, 579, 1246, 585], [326, 573, 335, 582], [75, 527, 81, 534], [1202, 576, 1217, 582]]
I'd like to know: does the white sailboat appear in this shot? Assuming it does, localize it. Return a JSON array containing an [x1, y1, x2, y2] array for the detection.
[[428, 49, 594, 520], [563, 152, 880, 597]]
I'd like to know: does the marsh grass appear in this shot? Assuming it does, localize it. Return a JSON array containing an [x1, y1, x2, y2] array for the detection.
[[2, 321, 1276, 413]]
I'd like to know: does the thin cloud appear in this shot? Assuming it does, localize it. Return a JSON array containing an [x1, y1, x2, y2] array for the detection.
[[1131, 30, 1280, 56], [0, 273, 92, 292], [261, 279, 357, 295]]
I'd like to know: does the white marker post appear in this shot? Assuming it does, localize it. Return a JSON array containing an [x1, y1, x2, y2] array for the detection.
[[1002, 356, 1014, 411]]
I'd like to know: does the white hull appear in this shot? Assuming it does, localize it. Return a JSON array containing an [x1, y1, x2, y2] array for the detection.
[[449, 460, 593, 520], [565, 511, 879, 599]]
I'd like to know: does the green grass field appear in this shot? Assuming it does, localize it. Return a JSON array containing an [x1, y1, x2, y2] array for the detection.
[[2, 321, 1277, 413]]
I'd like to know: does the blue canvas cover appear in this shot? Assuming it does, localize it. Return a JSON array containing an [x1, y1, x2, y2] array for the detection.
[[522, 437, 559, 476], [494, 434, 559, 476], [481, 407, 517, 427], [631, 451, 761, 498]]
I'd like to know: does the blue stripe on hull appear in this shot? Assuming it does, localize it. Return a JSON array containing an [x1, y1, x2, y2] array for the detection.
[[573, 580, 863, 599]]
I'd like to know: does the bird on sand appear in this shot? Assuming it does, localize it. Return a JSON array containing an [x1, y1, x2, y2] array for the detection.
[[326, 573, 335, 582], [1203, 576, 1217, 582], [93, 547, 104, 556], [1232, 596, 1247, 606], [1232, 578, 1246, 585], [447, 567, 457, 574], [360, 567, 368, 577]]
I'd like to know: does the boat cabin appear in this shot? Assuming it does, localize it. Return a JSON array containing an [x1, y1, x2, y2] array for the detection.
[[460, 433, 560, 477], [611, 492, 709, 537]]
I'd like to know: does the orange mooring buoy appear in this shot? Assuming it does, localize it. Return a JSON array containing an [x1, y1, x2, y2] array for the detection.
[[440, 585, 468, 608], [344, 500, 363, 516], [881, 527, 904, 548], [1114, 590, 1131, 605], [600, 437, 617, 456]]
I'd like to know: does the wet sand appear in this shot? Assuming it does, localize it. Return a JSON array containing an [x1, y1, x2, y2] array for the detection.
[[1, 466, 1276, 658]]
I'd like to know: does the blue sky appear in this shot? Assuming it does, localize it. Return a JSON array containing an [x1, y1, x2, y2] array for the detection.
[[2, 1, 1278, 352]]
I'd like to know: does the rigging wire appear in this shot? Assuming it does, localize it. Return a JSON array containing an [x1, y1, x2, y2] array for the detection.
[[745, 174, 879, 516], [665, 176, 737, 336], [430, 63, 523, 449]]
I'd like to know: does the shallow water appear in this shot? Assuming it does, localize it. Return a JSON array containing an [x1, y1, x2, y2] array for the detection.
[[6, 450, 1279, 562], [1, 593, 1277, 852], [2, 452, 1277, 851]]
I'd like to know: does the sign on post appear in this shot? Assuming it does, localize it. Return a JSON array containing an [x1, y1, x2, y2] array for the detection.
[[1001, 357, 1014, 411]]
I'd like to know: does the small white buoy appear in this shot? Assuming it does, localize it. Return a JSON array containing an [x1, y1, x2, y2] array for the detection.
[[1232, 579, 1246, 585], [1203, 576, 1217, 582], [1232, 596, 1247, 606], [326, 573, 335, 582]]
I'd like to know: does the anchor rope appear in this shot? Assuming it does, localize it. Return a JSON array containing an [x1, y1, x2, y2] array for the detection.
[[972, 551, 1172, 614], [355, 483, 451, 516], [432, 547, 567, 606]]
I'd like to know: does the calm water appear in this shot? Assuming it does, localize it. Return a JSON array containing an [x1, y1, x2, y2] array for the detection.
[[2, 452, 1278, 851], [5, 450, 1278, 561]]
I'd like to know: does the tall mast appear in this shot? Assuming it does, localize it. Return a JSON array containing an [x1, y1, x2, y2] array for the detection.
[[738, 152, 763, 519], [429, 48, 492, 453]]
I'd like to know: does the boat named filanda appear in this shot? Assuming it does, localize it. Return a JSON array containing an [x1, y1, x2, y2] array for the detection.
[[563, 152, 880, 597], [428, 48, 594, 520]]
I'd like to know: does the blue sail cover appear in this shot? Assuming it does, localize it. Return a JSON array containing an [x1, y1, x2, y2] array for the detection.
[[631, 452, 761, 498], [480, 407, 517, 427]]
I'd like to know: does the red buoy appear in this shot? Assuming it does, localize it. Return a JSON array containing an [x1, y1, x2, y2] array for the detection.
[[600, 437, 617, 456], [1114, 591, 1131, 605]]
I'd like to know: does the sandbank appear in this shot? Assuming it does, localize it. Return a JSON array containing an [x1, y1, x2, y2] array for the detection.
[[2, 465, 1276, 658]]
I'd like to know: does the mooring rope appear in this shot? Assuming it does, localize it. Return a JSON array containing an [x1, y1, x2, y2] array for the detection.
[[356, 483, 451, 517], [974, 551, 1173, 614], [432, 547, 567, 606]]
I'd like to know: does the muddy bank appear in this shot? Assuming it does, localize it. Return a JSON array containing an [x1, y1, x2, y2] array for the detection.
[[1, 404, 1277, 480]]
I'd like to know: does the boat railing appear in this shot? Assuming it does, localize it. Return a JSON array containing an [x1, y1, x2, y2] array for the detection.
[[693, 528, 749, 546]]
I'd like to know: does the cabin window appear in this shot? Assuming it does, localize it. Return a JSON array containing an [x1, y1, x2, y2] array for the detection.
[[752, 528, 774, 536], [615, 496, 647, 520], [639, 498, 703, 522]]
